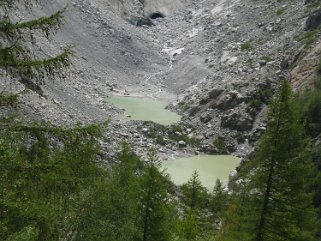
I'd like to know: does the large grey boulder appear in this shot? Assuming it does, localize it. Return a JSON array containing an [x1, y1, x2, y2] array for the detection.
[[212, 91, 244, 110], [305, 9, 321, 30], [221, 111, 253, 132]]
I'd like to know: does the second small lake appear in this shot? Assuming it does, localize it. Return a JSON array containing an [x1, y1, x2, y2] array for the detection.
[[107, 95, 181, 125], [162, 155, 240, 190]]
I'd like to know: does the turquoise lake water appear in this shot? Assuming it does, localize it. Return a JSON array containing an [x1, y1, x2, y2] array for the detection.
[[107, 96, 181, 125], [162, 155, 240, 190]]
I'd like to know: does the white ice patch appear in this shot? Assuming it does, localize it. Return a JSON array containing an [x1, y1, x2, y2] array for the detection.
[[162, 46, 185, 56], [161, 46, 185, 69], [220, 51, 238, 65], [188, 28, 200, 38], [211, 0, 241, 16], [211, 4, 224, 15], [193, 8, 204, 18]]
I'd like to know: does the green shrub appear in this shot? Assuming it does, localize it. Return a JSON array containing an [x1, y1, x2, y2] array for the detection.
[[213, 137, 228, 154], [245, 79, 273, 118], [240, 42, 252, 51], [276, 6, 287, 16], [296, 28, 320, 47], [0, 94, 19, 106], [233, 133, 246, 144], [260, 55, 273, 63]]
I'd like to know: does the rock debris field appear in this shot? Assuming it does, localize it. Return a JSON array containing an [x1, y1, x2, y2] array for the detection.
[[1, 0, 318, 160]]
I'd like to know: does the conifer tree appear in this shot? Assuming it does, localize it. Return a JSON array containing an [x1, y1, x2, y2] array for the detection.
[[221, 80, 317, 241], [0, 118, 103, 241], [0, 2, 102, 241], [178, 171, 216, 241], [135, 150, 176, 241], [75, 144, 142, 241], [210, 179, 229, 216], [181, 171, 208, 209]]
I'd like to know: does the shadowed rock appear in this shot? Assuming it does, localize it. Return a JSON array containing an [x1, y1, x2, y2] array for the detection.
[[305, 9, 321, 30]]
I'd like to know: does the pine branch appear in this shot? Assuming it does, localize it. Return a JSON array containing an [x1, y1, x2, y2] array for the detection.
[[0, 7, 66, 35], [0, 46, 74, 78], [0, 46, 73, 67]]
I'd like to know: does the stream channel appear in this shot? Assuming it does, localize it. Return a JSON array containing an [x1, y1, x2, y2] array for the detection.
[[107, 95, 240, 189]]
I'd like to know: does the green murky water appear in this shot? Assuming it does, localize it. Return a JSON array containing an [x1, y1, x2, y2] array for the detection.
[[107, 96, 181, 125], [162, 155, 240, 190]]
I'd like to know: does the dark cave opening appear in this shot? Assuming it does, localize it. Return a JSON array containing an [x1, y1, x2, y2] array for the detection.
[[149, 12, 165, 19]]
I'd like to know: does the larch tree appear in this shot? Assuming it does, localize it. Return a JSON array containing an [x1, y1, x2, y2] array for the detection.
[[0, 2, 106, 241], [221, 80, 317, 241], [135, 150, 177, 241]]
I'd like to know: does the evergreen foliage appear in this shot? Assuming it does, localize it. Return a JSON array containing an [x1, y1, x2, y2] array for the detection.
[[299, 71, 321, 138], [178, 172, 219, 241], [210, 179, 229, 221], [75, 144, 142, 241], [221, 80, 317, 241], [0, 117, 104, 241], [135, 150, 177, 241], [181, 171, 209, 209], [1, 2, 320, 241]]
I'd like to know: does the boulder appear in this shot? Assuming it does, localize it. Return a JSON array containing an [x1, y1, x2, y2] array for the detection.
[[209, 88, 224, 99], [189, 106, 200, 116], [200, 113, 212, 123], [212, 91, 244, 110], [178, 140, 187, 147], [305, 9, 321, 30], [221, 111, 253, 132], [127, 16, 154, 26]]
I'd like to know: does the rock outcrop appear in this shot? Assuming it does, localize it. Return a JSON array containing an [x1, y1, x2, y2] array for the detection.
[[290, 42, 321, 91], [306, 9, 321, 30]]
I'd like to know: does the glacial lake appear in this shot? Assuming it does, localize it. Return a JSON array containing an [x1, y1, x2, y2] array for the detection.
[[107, 95, 181, 125], [162, 155, 240, 190]]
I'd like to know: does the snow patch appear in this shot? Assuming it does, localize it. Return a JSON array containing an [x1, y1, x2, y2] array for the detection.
[[162, 46, 185, 56], [220, 51, 238, 65], [188, 28, 200, 38]]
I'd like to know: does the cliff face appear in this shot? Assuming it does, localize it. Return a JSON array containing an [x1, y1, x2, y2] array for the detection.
[[290, 42, 321, 91], [1, 0, 320, 157]]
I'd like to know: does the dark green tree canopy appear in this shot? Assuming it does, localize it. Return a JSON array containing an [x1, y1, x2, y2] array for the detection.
[[221, 81, 317, 241]]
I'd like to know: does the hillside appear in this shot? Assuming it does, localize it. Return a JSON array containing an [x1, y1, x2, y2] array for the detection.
[[1, 0, 320, 158], [1, 0, 321, 240]]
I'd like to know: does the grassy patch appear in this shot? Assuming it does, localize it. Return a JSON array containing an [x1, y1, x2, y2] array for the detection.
[[142, 123, 201, 147], [296, 28, 321, 48], [213, 137, 228, 154], [260, 55, 273, 63], [178, 101, 190, 112], [276, 6, 287, 16], [245, 79, 273, 119], [240, 42, 252, 51], [233, 133, 246, 144], [306, 0, 321, 10], [0, 94, 19, 106]]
